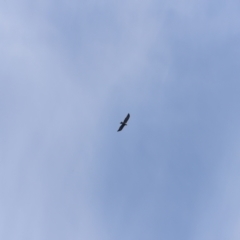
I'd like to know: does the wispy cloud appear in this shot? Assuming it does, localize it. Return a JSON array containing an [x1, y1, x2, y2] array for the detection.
[[1, 0, 240, 239]]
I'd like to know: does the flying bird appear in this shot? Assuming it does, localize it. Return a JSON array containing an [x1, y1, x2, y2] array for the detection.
[[117, 113, 130, 132]]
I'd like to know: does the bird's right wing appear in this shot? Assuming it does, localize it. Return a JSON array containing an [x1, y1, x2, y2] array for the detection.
[[117, 124, 124, 132]]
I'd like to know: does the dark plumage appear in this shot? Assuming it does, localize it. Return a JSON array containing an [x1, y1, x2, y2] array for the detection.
[[117, 113, 130, 132]]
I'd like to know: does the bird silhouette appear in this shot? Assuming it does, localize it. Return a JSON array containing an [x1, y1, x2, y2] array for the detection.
[[117, 113, 130, 132]]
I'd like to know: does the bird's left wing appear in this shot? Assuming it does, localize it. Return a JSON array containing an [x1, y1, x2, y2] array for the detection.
[[123, 113, 130, 123]]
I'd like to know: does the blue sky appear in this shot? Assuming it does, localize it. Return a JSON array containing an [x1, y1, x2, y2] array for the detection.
[[1, 0, 240, 239]]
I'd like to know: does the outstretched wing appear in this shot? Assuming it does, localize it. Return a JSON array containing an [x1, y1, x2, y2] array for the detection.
[[123, 113, 130, 124], [117, 124, 125, 132]]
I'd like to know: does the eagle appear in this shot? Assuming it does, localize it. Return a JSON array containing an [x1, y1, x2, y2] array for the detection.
[[117, 113, 130, 132]]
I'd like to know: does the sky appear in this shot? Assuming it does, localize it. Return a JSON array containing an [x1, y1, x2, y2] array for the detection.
[[0, 0, 240, 239]]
